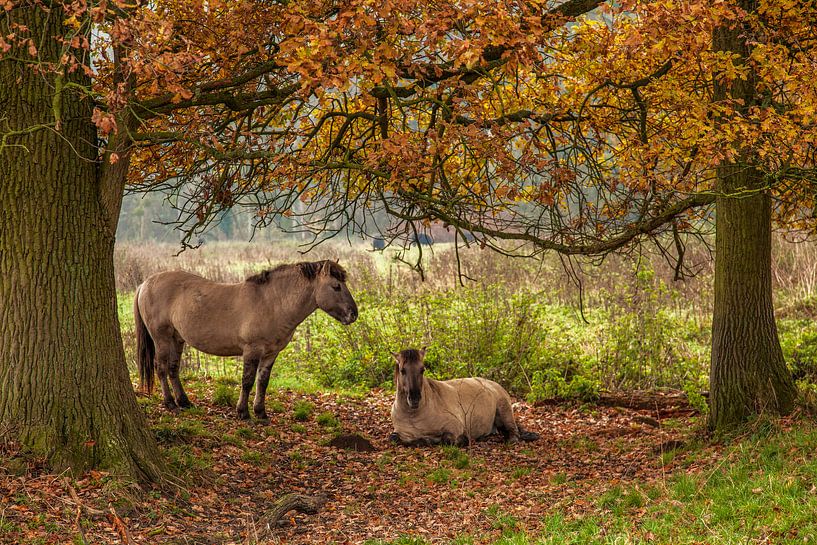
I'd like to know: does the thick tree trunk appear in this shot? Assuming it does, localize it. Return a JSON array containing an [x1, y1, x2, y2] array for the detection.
[[708, 0, 797, 430], [710, 169, 797, 429], [0, 6, 163, 481]]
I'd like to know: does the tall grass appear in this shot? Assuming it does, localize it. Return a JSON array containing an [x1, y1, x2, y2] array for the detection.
[[115, 236, 817, 399]]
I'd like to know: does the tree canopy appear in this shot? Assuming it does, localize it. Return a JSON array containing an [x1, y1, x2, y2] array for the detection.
[[5, 1, 815, 251]]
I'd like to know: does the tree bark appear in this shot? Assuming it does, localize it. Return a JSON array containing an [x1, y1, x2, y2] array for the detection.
[[708, 0, 797, 431], [0, 5, 163, 481]]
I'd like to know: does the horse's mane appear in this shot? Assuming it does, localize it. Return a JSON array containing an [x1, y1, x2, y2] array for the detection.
[[246, 261, 347, 285], [398, 348, 423, 363]]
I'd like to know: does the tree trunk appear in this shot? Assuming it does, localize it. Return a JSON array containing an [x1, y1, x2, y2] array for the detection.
[[0, 6, 163, 481], [708, 0, 797, 431]]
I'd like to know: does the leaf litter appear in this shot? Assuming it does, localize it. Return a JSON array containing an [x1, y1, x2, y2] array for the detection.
[[0, 386, 705, 544]]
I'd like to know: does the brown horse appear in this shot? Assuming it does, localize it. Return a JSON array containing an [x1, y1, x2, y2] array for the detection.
[[390, 348, 539, 446], [134, 260, 358, 419]]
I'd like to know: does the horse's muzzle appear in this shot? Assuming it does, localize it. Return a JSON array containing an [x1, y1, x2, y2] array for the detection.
[[342, 307, 358, 325]]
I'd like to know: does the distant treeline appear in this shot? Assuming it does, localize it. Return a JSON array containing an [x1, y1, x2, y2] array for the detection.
[[117, 192, 467, 246]]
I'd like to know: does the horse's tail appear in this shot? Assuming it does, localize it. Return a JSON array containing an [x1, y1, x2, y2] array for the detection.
[[134, 285, 155, 394]]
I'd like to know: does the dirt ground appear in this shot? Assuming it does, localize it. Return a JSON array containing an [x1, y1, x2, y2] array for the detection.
[[0, 387, 704, 544]]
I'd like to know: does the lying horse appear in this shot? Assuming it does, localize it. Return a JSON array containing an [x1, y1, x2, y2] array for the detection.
[[134, 260, 358, 419], [390, 348, 539, 446]]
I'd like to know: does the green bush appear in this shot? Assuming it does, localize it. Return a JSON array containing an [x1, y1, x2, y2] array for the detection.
[[526, 369, 600, 403], [276, 272, 712, 399]]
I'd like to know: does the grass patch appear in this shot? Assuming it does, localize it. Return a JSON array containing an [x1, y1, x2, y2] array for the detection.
[[442, 445, 470, 469], [484, 504, 519, 533], [235, 427, 255, 439], [268, 399, 286, 413], [153, 420, 203, 445], [510, 467, 531, 480], [240, 451, 263, 465], [291, 423, 307, 434], [292, 400, 314, 421], [550, 471, 568, 485], [212, 383, 236, 407], [427, 467, 453, 485], [316, 411, 340, 428]]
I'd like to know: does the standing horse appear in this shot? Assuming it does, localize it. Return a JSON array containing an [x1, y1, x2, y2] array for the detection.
[[134, 260, 358, 419], [390, 348, 539, 446]]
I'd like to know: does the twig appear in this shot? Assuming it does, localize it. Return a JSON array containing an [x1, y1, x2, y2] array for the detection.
[[108, 504, 134, 544], [259, 493, 326, 532], [64, 479, 102, 544], [65, 479, 105, 515]]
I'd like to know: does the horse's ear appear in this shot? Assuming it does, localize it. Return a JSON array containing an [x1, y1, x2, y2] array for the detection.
[[334, 258, 339, 264], [419, 346, 428, 359], [320, 261, 332, 276], [391, 351, 401, 362]]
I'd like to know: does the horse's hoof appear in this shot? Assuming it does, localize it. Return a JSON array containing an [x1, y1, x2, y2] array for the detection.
[[236, 409, 251, 420], [388, 432, 401, 444], [254, 412, 269, 422], [507, 435, 520, 445], [164, 402, 180, 413], [520, 431, 540, 442], [177, 398, 193, 409]]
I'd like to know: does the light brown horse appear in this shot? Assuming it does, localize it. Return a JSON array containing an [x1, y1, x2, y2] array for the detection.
[[134, 260, 358, 419], [390, 348, 539, 446]]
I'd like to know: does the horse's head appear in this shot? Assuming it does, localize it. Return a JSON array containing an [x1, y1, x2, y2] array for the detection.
[[393, 348, 427, 410], [314, 260, 358, 325]]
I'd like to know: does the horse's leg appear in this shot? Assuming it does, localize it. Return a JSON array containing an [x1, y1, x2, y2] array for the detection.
[[495, 398, 520, 443], [155, 339, 181, 411], [168, 341, 192, 409], [252, 353, 278, 421], [440, 433, 469, 447], [154, 355, 177, 412], [236, 354, 260, 420], [389, 433, 435, 447]]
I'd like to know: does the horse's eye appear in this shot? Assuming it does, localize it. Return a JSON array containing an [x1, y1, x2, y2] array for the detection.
[[400, 368, 406, 375], [420, 367, 425, 373], [332, 285, 341, 292]]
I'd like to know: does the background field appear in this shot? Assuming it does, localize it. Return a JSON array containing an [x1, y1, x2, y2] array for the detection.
[[115, 236, 817, 409]]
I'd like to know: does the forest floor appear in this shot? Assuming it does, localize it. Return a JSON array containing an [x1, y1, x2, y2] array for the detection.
[[2, 381, 815, 545]]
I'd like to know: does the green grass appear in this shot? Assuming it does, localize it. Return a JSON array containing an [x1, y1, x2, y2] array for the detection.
[[291, 423, 307, 433], [240, 451, 263, 465], [316, 411, 340, 428], [442, 445, 471, 469], [292, 400, 314, 421], [212, 383, 236, 407], [427, 467, 454, 485]]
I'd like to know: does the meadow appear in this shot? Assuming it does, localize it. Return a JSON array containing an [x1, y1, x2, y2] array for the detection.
[[114, 237, 817, 409]]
